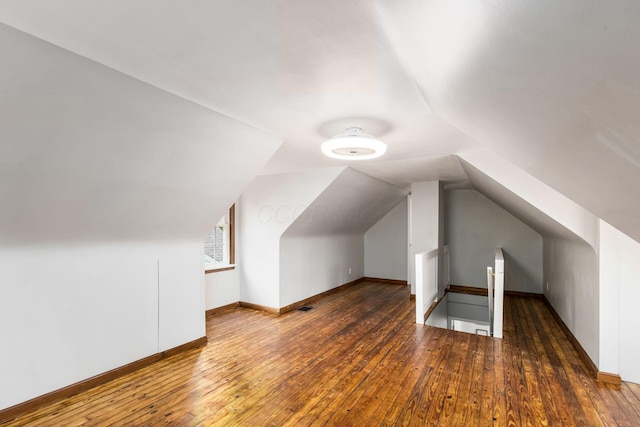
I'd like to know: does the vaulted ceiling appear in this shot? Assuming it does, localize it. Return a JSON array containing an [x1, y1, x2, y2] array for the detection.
[[1, 1, 639, 241]]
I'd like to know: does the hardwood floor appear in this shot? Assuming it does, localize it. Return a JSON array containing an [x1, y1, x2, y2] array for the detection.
[[3, 281, 640, 426]]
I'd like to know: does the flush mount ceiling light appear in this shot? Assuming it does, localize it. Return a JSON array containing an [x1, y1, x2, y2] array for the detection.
[[321, 127, 387, 160]]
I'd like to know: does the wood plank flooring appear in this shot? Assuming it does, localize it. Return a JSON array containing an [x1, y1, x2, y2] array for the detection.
[[3, 281, 640, 426]]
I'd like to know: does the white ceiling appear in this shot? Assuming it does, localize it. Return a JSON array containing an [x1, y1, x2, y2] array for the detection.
[[458, 155, 598, 246], [0, 23, 282, 244], [284, 168, 408, 237], [2, 1, 640, 240]]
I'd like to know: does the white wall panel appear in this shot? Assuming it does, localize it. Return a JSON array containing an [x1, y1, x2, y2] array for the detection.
[[543, 237, 599, 367], [618, 232, 640, 384], [446, 189, 543, 293], [157, 242, 205, 352], [599, 220, 640, 383], [364, 198, 408, 281], [0, 244, 158, 409], [279, 168, 407, 307], [409, 182, 440, 294], [280, 234, 364, 308], [239, 168, 344, 309]]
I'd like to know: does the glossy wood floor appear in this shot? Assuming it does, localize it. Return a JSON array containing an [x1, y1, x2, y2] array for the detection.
[[4, 281, 640, 426]]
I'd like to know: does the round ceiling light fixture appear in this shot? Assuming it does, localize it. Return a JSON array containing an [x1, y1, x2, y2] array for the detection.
[[321, 127, 387, 160]]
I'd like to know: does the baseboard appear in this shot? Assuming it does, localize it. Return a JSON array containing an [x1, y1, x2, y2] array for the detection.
[[448, 285, 487, 296], [239, 301, 280, 315], [542, 297, 599, 379], [279, 277, 365, 314], [234, 278, 369, 316], [597, 371, 622, 385], [206, 302, 240, 317], [161, 336, 208, 359], [423, 297, 443, 323], [504, 290, 544, 298], [362, 277, 408, 286], [448, 284, 544, 299], [0, 336, 208, 424]]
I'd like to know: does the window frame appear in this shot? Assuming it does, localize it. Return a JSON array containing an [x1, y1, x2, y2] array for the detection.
[[205, 204, 235, 274]]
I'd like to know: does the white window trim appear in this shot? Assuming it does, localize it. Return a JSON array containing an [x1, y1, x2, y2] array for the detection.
[[204, 205, 236, 273]]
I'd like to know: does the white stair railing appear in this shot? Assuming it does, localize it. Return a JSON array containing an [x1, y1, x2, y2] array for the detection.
[[487, 266, 494, 336], [443, 245, 450, 288], [488, 248, 505, 338], [415, 248, 438, 324]]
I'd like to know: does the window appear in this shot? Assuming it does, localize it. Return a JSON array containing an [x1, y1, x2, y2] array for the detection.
[[204, 204, 235, 273]]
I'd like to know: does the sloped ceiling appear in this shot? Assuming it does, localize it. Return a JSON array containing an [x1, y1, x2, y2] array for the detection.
[[2, 1, 640, 241], [283, 168, 408, 237], [0, 23, 281, 244], [457, 153, 598, 247], [377, 0, 640, 242], [0, 0, 477, 188]]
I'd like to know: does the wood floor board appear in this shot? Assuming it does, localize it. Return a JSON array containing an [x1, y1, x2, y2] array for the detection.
[[363, 325, 434, 425], [285, 291, 415, 426], [3, 281, 640, 426], [625, 382, 640, 402], [463, 338, 487, 424], [514, 298, 552, 426], [527, 297, 595, 426], [422, 332, 466, 425], [83, 352, 204, 426], [502, 295, 524, 426], [544, 329, 608, 427], [316, 342, 399, 425], [489, 338, 506, 426], [450, 335, 483, 425], [620, 383, 640, 420], [599, 383, 637, 427], [477, 338, 497, 426], [316, 336, 398, 425], [362, 323, 440, 424], [522, 299, 574, 425], [340, 355, 398, 423]]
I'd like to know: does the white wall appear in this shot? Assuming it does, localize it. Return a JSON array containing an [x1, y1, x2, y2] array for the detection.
[[598, 221, 621, 376], [280, 234, 364, 307], [459, 150, 601, 369], [240, 167, 406, 310], [239, 168, 345, 309], [157, 242, 206, 352], [409, 181, 441, 294], [543, 237, 599, 367], [364, 198, 408, 281], [279, 168, 408, 307], [447, 189, 543, 293], [0, 24, 281, 410], [0, 242, 204, 410], [205, 268, 240, 310], [618, 231, 640, 384], [599, 220, 640, 383]]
